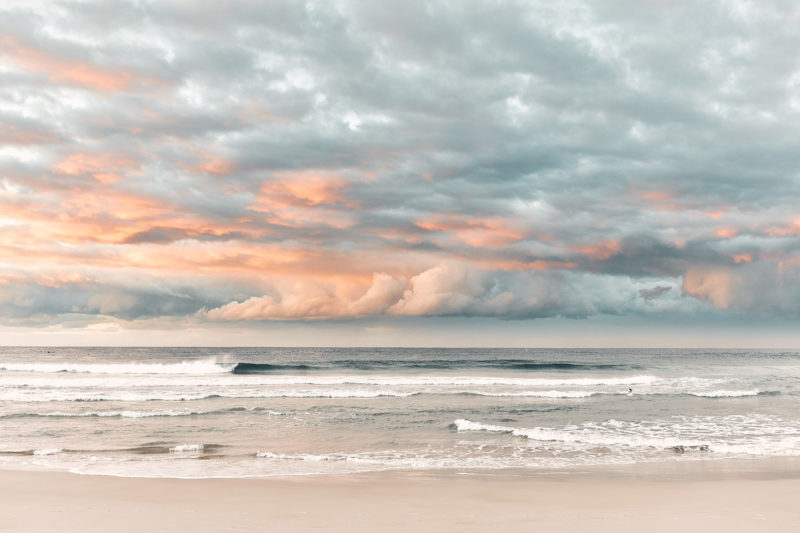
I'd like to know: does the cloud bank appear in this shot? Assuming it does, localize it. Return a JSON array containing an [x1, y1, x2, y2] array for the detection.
[[2, 0, 800, 331], [205, 264, 692, 321]]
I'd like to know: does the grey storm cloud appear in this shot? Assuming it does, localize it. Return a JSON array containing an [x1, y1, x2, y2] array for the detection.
[[121, 227, 249, 245], [2, 0, 800, 325], [0, 280, 210, 323], [639, 286, 671, 302]]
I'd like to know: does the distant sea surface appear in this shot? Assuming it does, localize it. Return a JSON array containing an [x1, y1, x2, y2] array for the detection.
[[1, 347, 799, 478]]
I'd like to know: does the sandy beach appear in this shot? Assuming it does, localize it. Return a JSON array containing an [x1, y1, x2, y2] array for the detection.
[[2, 462, 800, 532]]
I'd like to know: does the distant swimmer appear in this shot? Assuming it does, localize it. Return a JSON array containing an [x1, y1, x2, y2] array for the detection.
[[627, 388, 633, 396]]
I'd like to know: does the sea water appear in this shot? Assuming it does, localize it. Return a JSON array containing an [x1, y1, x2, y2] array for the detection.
[[0, 347, 798, 478]]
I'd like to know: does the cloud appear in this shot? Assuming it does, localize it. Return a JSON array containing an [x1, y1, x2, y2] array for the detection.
[[2, 0, 800, 329], [639, 286, 672, 302], [204, 263, 694, 321], [1, 35, 134, 91], [0, 276, 222, 324], [683, 261, 800, 316], [683, 268, 735, 309], [53, 152, 141, 184], [206, 272, 407, 320]]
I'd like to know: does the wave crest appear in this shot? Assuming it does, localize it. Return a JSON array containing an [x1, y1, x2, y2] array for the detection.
[[0, 359, 231, 375]]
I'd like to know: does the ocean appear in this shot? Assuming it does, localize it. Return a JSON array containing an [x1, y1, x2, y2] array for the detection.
[[1, 347, 798, 478]]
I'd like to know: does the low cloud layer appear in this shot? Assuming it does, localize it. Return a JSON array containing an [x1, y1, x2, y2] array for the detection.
[[2, 0, 800, 330], [204, 263, 693, 321]]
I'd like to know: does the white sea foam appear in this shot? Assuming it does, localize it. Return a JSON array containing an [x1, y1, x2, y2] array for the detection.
[[14, 414, 800, 479], [454, 418, 692, 449], [0, 388, 624, 402], [0, 374, 666, 388], [70, 447, 638, 478], [1, 372, 744, 405], [92, 409, 199, 418], [0, 359, 231, 375], [709, 436, 800, 456], [170, 444, 204, 453], [0, 389, 366, 402], [687, 389, 760, 397], [454, 419, 509, 433], [473, 390, 600, 398], [454, 414, 800, 456], [33, 448, 63, 456], [255, 451, 340, 461], [0, 381, 759, 402], [3, 409, 211, 418]]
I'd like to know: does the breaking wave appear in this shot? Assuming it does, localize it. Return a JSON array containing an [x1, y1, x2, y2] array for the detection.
[[0, 359, 231, 375], [0, 359, 637, 375]]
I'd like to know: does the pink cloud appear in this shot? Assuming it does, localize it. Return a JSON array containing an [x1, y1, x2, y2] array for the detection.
[[175, 149, 235, 176], [415, 215, 527, 248], [387, 264, 482, 316], [634, 189, 681, 211], [204, 263, 569, 321], [206, 272, 407, 320], [1, 36, 133, 92], [258, 171, 353, 208], [206, 265, 497, 320], [53, 152, 141, 184], [495, 260, 578, 271], [714, 227, 738, 239], [0, 123, 58, 145], [702, 209, 730, 220], [197, 155, 234, 175], [571, 240, 621, 260], [682, 268, 734, 309], [633, 189, 735, 219], [248, 171, 358, 229], [640, 190, 672, 202], [764, 219, 800, 237]]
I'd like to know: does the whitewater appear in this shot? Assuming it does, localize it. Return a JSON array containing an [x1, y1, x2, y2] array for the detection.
[[0, 347, 798, 478]]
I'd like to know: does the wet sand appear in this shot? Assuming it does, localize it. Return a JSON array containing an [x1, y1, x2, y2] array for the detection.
[[2, 462, 800, 532]]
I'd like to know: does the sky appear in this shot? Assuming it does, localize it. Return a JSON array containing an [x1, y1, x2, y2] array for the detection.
[[1, 0, 800, 347]]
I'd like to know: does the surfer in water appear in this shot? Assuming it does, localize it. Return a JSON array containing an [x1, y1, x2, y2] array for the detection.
[[627, 388, 633, 396]]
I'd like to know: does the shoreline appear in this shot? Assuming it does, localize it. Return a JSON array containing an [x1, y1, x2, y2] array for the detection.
[[8, 453, 800, 481], [3, 459, 800, 532]]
